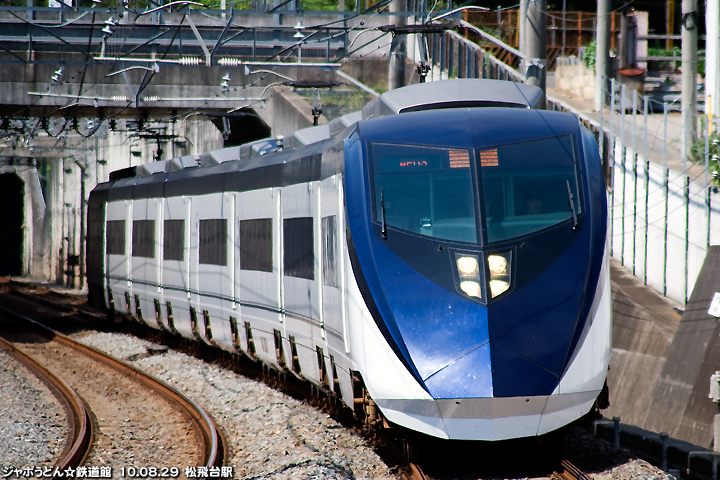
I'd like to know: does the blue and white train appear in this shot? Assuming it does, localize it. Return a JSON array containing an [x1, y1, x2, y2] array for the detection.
[[87, 78, 612, 441]]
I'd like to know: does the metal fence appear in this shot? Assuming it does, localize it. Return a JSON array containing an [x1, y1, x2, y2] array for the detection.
[[426, 30, 525, 83], [548, 79, 720, 307], [424, 29, 720, 306], [595, 79, 719, 306]]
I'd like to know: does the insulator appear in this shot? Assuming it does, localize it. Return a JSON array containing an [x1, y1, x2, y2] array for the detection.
[[111, 95, 128, 102], [218, 58, 241, 67], [144, 96, 159, 102], [179, 57, 201, 66]]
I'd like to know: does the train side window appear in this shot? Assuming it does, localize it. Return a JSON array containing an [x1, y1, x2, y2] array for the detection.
[[239, 218, 272, 272], [199, 219, 227, 266], [132, 220, 155, 258], [284, 217, 314, 280], [106, 220, 126, 255], [322, 216, 337, 287], [163, 219, 185, 261]]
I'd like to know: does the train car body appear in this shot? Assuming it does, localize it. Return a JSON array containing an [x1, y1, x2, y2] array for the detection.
[[87, 78, 611, 441]]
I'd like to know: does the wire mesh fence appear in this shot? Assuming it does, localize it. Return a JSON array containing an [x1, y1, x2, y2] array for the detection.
[[425, 28, 719, 305], [549, 76, 719, 306]]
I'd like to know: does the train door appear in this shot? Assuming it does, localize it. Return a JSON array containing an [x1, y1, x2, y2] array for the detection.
[[189, 193, 234, 348], [105, 200, 132, 315], [235, 187, 281, 365], [319, 174, 348, 395], [162, 196, 193, 338], [131, 197, 162, 329], [320, 174, 347, 348], [282, 181, 320, 383]]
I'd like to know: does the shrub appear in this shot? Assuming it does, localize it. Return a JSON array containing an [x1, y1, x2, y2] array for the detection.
[[689, 117, 720, 185], [583, 40, 596, 73]]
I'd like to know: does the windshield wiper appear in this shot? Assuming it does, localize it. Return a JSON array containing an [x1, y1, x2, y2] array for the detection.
[[566, 180, 578, 230], [381, 188, 387, 239]]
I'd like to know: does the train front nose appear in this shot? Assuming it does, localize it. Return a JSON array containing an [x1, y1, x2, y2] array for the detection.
[[365, 244, 498, 399], [420, 342, 563, 400], [370, 237, 578, 401], [422, 343, 493, 399]]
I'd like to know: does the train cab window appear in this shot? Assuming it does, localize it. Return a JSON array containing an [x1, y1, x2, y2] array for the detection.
[[163, 219, 185, 261], [370, 143, 477, 243], [480, 135, 581, 243], [240, 218, 272, 272], [199, 219, 227, 266], [284, 217, 314, 280], [322, 216, 337, 287], [106, 220, 126, 255], [132, 220, 155, 258]]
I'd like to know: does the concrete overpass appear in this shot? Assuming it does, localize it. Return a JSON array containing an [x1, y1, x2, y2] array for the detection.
[[0, 5, 357, 123]]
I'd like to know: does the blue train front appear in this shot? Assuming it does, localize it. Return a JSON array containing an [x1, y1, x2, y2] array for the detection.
[[343, 100, 611, 440]]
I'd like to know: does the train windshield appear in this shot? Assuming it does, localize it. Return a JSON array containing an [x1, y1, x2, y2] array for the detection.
[[480, 135, 581, 243], [370, 143, 478, 243], [369, 135, 581, 245]]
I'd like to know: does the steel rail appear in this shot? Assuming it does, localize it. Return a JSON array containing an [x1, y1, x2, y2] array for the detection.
[[0, 304, 226, 469], [407, 463, 428, 480], [0, 335, 92, 470], [553, 459, 592, 480]]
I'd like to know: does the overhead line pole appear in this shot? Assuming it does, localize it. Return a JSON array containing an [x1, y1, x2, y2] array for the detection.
[[518, 0, 527, 59], [681, 0, 699, 161], [525, 0, 546, 104], [389, 0, 407, 90], [595, 0, 610, 111], [707, 0, 720, 131]]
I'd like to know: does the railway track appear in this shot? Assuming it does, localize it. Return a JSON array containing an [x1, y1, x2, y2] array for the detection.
[[554, 460, 593, 480], [0, 305, 226, 477], [0, 279, 597, 480], [401, 458, 591, 480], [0, 335, 91, 470]]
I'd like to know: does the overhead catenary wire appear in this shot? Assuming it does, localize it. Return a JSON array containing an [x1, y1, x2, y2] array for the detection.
[[5, 0, 395, 122], [3, 4, 193, 149], [0, 0, 656, 159]]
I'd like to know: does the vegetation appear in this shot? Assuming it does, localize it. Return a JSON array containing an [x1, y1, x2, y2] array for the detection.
[[300, 0, 339, 11], [583, 40, 596, 73], [647, 46, 681, 72], [689, 117, 720, 186], [645, 46, 705, 77]]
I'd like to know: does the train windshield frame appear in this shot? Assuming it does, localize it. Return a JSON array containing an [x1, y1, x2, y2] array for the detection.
[[368, 134, 583, 245]]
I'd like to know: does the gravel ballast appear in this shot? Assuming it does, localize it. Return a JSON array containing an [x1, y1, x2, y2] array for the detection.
[[73, 331, 397, 480], [0, 350, 67, 470]]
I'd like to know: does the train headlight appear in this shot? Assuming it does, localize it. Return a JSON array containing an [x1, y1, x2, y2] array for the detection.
[[487, 252, 512, 298], [489, 280, 510, 297], [460, 281, 482, 298], [454, 252, 485, 300], [457, 256, 479, 276], [487, 255, 507, 276]]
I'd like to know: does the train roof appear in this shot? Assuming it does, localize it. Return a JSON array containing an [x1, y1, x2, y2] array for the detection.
[[112, 79, 544, 181], [360, 78, 543, 120]]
